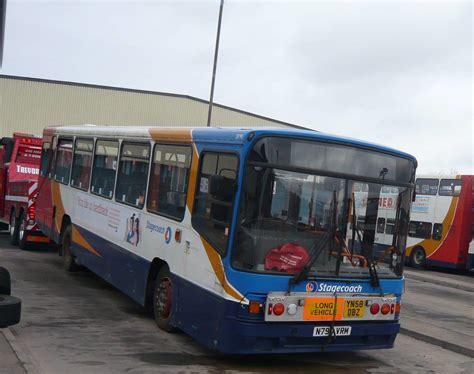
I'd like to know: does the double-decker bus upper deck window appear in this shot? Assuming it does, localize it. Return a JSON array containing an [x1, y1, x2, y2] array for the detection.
[[415, 178, 438, 195], [54, 138, 73, 184], [116, 142, 150, 208], [71, 138, 94, 191], [147, 144, 191, 221], [91, 140, 118, 198], [439, 179, 463, 196], [192, 153, 238, 254], [40, 142, 51, 177]]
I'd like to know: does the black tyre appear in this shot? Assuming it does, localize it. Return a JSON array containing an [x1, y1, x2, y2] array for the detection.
[[18, 212, 30, 250], [410, 246, 426, 269], [153, 266, 176, 332], [0, 295, 21, 328], [9, 212, 19, 246], [62, 226, 78, 272], [0, 267, 11, 296]]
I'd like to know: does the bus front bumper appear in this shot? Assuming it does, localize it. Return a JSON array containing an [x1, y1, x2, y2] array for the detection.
[[214, 319, 400, 354]]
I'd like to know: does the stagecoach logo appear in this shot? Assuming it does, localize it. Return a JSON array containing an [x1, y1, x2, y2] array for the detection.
[[306, 281, 317, 292], [306, 282, 363, 293], [165, 227, 172, 244]]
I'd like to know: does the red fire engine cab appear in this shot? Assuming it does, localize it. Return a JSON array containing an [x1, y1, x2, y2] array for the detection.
[[0, 133, 48, 249]]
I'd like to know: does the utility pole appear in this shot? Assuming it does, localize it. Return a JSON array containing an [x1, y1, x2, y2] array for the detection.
[[207, 0, 224, 127], [0, 0, 7, 67]]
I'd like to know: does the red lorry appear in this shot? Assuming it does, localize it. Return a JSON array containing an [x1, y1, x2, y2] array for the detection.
[[0, 133, 48, 249]]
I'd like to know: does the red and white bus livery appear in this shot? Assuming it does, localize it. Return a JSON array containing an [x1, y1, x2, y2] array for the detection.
[[0, 133, 48, 249], [405, 175, 473, 269]]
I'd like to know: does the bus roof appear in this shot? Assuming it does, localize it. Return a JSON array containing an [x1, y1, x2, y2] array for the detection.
[[44, 125, 417, 165]]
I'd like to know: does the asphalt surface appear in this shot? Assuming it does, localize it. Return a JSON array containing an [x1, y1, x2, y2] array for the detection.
[[0, 234, 473, 373]]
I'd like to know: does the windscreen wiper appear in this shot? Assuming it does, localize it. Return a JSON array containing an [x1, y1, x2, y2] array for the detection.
[[288, 192, 337, 290]]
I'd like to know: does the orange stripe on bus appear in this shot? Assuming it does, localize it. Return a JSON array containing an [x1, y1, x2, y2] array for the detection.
[[72, 225, 102, 258], [148, 128, 192, 142], [186, 144, 199, 212], [201, 238, 243, 301]]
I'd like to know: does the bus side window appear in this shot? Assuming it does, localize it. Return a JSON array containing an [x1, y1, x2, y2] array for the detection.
[[192, 152, 238, 254], [408, 220, 432, 239], [71, 138, 94, 191], [432, 223, 443, 240], [115, 142, 150, 208], [91, 140, 119, 199], [415, 178, 438, 195], [53, 138, 73, 184], [39, 142, 51, 177], [439, 179, 463, 196], [147, 144, 191, 221], [376, 218, 385, 233]]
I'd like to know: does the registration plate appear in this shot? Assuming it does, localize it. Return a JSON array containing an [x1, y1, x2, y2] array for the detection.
[[344, 299, 365, 318], [313, 326, 352, 337]]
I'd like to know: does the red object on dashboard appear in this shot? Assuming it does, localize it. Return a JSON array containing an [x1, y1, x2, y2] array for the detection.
[[264, 243, 310, 273]]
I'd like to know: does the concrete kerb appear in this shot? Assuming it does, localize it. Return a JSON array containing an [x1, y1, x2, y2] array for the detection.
[[399, 327, 474, 358], [0, 327, 39, 374]]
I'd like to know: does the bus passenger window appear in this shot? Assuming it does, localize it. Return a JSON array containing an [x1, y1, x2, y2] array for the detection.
[[91, 140, 118, 199], [40, 142, 51, 177], [71, 139, 93, 191], [415, 178, 439, 195], [192, 153, 238, 254], [385, 218, 396, 235], [116, 142, 150, 208], [376, 218, 385, 233], [432, 223, 443, 240], [147, 144, 191, 220], [408, 221, 432, 239], [54, 138, 73, 184], [439, 179, 463, 196]]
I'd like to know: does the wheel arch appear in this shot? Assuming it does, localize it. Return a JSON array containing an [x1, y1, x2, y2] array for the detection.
[[58, 215, 72, 255], [144, 258, 168, 310]]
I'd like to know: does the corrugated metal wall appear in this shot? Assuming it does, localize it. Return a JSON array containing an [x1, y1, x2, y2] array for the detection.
[[0, 76, 299, 137]]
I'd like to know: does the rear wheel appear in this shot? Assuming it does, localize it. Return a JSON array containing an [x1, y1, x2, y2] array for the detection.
[[9, 212, 19, 246], [18, 213, 30, 250], [62, 226, 78, 272], [410, 246, 426, 269], [153, 266, 175, 332]]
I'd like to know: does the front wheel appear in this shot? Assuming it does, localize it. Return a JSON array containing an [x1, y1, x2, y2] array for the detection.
[[153, 266, 176, 332], [62, 226, 78, 272], [410, 246, 426, 269]]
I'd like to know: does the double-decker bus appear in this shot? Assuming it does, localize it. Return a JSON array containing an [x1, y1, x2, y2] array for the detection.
[[404, 175, 473, 269], [35, 125, 417, 354]]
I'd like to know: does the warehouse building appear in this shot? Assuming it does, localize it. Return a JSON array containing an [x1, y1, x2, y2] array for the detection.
[[0, 75, 304, 137]]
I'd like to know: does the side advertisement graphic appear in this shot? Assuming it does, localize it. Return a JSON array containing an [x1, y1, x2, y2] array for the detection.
[[75, 193, 142, 248]]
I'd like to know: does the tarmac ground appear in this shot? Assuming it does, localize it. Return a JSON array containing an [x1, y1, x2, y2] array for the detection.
[[0, 233, 472, 374]]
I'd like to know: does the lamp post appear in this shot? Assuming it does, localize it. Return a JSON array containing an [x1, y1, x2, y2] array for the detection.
[[207, 0, 224, 127]]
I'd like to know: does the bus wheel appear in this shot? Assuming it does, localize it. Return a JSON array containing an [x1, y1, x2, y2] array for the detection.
[[9, 212, 19, 246], [18, 213, 30, 250], [410, 247, 426, 269], [62, 226, 78, 272], [153, 266, 175, 332]]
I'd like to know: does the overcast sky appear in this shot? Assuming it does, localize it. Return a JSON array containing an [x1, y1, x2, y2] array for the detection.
[[2, 0, 472, 174]]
